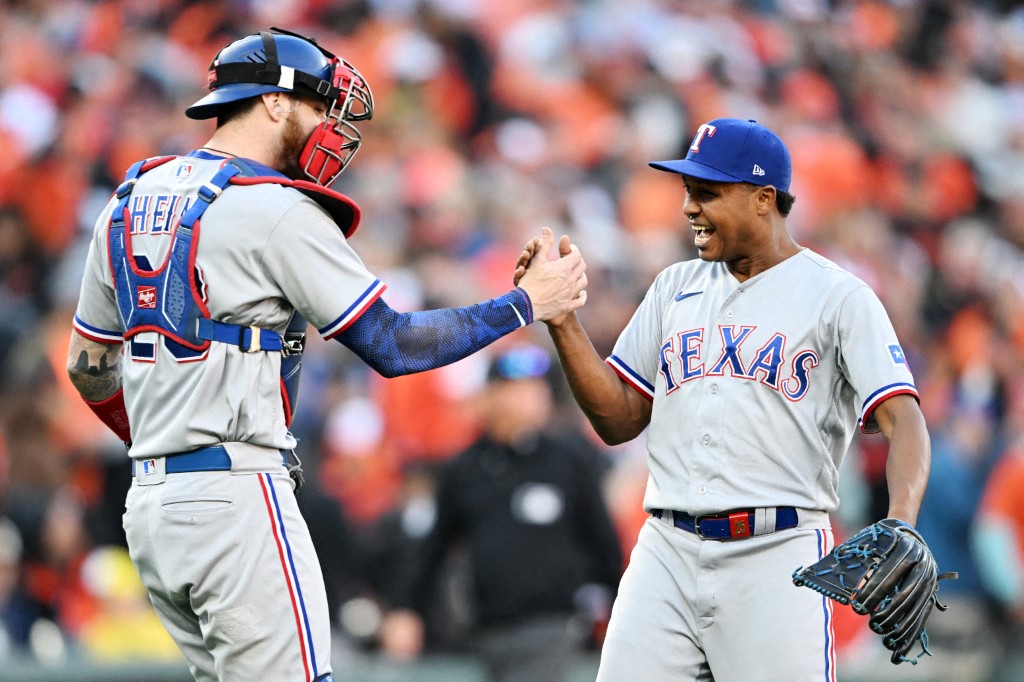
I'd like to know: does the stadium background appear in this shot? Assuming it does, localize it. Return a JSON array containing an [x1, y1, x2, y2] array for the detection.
[[1, 0, 1023, 680]]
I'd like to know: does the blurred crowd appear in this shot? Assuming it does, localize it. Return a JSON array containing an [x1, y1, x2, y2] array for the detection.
[[2, 0, 1024, 679]]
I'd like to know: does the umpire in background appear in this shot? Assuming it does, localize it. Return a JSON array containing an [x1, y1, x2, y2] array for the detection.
[[379, 343, 623, 681]]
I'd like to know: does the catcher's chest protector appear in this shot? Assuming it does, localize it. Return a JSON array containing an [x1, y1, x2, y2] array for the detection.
[[106, 156, 311, 424], [109, 156, 221, 352]]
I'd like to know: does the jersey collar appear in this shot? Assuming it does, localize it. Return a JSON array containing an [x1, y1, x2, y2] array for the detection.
[[187, 150, 288, 179]]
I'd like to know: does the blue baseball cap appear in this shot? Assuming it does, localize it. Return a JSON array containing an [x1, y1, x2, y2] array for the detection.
[[487, 345, 552, 382], [649, 118, 792, 192]]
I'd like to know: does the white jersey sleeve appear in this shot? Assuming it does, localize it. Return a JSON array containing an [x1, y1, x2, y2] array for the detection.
[[73, 199, 124, 343], [836, 285, 918, 433], [606, 269, 672, 400], [261, 199, 384, 339]]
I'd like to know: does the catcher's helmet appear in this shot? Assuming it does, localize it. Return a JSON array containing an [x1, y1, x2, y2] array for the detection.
[[186, 27, 373, 185]]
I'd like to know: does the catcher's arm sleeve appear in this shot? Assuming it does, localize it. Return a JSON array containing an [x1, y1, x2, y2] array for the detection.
[[335, 293, 532, 378]]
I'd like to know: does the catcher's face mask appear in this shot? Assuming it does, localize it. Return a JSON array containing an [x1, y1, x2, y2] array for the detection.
[[298, 57, 373, 187], [186, 27, 374, 187]]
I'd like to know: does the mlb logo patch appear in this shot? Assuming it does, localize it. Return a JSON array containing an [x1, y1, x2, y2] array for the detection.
[[137, 285, 157, 309], [175, 163, 194, 179], [888, 344, 909, 368], [134, 456, 166, 484]]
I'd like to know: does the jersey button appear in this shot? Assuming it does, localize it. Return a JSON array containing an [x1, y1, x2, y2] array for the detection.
[[710, 384, 718, 394], [701, 435, 711, 445], [698, 486, 707, 495], [726, 310, 734, 318]]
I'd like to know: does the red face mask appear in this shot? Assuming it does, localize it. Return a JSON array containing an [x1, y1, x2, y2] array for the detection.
[[298, 58, 373, 186]]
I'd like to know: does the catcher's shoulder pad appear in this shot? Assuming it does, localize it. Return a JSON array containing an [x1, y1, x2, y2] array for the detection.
[[226, 159, 362, 238]]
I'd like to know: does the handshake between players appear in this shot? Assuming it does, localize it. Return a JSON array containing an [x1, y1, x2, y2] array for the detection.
[[514, 226, 587, 324]]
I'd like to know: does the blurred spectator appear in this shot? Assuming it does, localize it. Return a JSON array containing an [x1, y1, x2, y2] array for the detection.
[[17, 491, 91, 647], [0, 208, 50, 367], [973, 441, 1024, 681], [361, 461, 473, 653], [974, 443, 1024, 616], [912, 388, 1004, 680], [0, 516, 46, 658], [379, 343, 622, 681], [917, 392, 1003, 599], [76, 545, 181, 663], [295, 481, 363, 635]]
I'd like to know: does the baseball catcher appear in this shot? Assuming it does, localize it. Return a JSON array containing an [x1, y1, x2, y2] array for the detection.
[[793, 518, 957, 664]]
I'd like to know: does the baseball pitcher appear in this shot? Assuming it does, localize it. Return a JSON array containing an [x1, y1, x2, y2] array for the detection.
[[517, 118, 952, 680]]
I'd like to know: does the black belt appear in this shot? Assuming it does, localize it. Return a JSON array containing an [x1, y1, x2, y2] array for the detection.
[[652, 507, 798, 540]]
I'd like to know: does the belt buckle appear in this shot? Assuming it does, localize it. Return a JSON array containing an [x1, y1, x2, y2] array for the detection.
[[692, 511, 754, 540], [693, 514, 709, 539]]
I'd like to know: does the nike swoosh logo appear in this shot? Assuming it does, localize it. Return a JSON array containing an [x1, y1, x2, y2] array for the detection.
[[674, 291, 703, 302]]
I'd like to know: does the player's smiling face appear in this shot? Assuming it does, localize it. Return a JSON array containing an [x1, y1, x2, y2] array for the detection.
[[681, 177, 764, 265]]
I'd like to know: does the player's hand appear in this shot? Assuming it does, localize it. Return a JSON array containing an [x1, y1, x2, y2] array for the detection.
[[512, 238, 540, 287], [378, 609, 425, 662], [516, 227, 587, 324]]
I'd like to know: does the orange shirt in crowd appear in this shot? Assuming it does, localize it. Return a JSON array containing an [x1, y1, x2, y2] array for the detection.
[[978, 448, 1024, 560]]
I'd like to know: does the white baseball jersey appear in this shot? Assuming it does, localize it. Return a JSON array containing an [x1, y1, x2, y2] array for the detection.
[[74, 153, 385, 458], [606, 248, 917, 516]]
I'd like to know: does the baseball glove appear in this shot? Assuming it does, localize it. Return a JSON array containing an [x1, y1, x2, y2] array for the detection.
[[792, 518, 957, 665]]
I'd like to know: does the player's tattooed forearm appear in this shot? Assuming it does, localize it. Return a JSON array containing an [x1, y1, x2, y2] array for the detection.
[[69, 348, 123, 401]]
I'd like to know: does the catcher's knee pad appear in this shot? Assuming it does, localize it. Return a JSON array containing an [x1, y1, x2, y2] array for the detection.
[[313, 674, 334, 682]]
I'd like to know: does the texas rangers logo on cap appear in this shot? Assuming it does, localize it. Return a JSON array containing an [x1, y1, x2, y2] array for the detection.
[[648, 118, 793, 192], [137, 285, 157, 309]]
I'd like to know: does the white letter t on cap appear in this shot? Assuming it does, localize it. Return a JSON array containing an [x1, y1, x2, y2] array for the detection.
[[690, 124, 717, 153]]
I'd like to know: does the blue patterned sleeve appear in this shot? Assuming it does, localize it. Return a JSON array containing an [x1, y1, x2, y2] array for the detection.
[[335, 288, 534, 377]]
